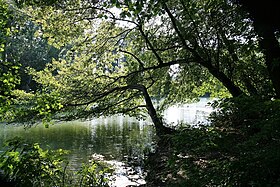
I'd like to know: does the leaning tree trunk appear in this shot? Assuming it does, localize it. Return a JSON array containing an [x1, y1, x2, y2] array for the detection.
[[204, 63, 244, 97], [129, 84, 173, 135]]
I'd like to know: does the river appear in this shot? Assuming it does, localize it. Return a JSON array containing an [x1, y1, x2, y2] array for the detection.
[[0, 98, 212, 186]]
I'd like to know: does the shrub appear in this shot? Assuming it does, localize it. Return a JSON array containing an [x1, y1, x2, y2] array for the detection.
[[0, 138, 112, 187], [155, 96, 280, 186]]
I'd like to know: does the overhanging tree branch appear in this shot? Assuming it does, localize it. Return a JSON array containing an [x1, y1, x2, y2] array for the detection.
[[138, 24, 164, 65], [65, 82, 169, 133], [180, 0, 211, 61], [162, 2, 197, 55]]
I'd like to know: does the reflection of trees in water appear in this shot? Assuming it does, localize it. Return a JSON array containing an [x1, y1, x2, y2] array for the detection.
[[91, 118, 155, 165], [0, 118, 156, 173]]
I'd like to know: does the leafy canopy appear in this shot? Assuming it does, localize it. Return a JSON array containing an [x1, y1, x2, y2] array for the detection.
[[2, 0, 276, 126]]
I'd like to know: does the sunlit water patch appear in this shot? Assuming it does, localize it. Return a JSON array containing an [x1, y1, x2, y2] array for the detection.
[[164, 97, 213, 125]]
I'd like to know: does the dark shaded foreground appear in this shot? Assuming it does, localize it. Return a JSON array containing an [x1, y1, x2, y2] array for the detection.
[[140, 97, 280, 186], [0, 174, 17, 187], [141, 135, 176, 187]]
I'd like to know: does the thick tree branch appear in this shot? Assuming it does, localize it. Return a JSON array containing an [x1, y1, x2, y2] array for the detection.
[[138, 24, 164, 65], [218, 27, 258, 95], [105, 58, 196, 87], [162, 2, 196, 55], [163, 2, 243, 97], [127, 84, 172, 134], [180, 0, 210, 60]]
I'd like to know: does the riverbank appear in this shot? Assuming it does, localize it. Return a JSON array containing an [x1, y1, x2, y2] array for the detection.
[[142, 97, 280, 186]]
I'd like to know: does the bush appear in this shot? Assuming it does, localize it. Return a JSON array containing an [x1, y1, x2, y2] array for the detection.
[[209, 96, 280, 186], [0, 138, 112, 187], [77, 161, 112, 187], [153, 96, 280, 186]]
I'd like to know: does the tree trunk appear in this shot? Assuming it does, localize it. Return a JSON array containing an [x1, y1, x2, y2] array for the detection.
[[129, 84, 173, 135], [254, 24, 280, 98], [204, 63, 244, 97], [163, 2, 244, 98], [236, 0, 280, 98]]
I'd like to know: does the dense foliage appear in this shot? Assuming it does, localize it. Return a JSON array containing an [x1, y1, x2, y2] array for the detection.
[[2, 0, 278, 131], [0, 0, 20, 116], [145, 96, 280, 186], [0, 138, 112, 186], [0, 0, 280, 186]]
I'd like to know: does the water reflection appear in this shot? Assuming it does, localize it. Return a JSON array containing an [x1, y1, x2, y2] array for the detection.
[[0, 99, 212, 186], [0, 117, 156, 186]]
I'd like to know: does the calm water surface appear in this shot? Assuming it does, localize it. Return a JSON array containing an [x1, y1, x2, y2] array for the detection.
[[0, 98, 212, 186], [0, 116, 156, 186]]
